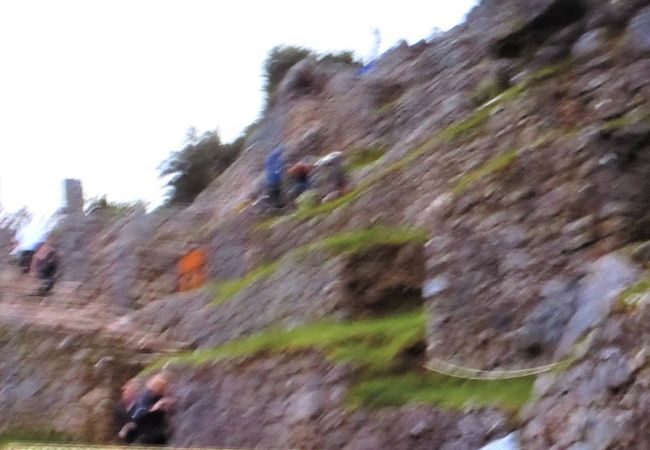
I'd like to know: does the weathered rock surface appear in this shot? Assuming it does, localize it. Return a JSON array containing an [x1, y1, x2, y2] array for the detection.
[[167, 352, 510, 450], [2, 0, 650, 447]]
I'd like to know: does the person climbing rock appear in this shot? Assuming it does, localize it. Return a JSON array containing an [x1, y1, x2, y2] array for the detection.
[[265, 144, 285, 208], [316, 151, 348, 202], [30, 237, 58, 295], [118, 373, 174, 445], [287, 157, 314, 201], [12, 221, 47, 274]]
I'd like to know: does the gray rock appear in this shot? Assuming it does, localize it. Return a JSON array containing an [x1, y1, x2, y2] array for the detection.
[[555, 253, 640, 358], [585, 410, 634, 450], [423, 276, 449, 298], [343, 434, 383, 450], [572, 29, 607, 60], [563, 216, 596, 251], [626, 5, 650, 55], [500, 250, 533, 273], [593, 352, 633, 390], [288, 390, 323, 423], [515, 278, 577, 355], [498, 225, 529, 249], [477, 432, 520, 450]]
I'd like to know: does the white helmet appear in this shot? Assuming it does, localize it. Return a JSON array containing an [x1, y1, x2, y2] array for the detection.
[[316, 151, 344, 166]]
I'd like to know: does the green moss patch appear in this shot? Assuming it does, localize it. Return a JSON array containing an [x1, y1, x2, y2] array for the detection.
[[602, 108, 650, 133], [452, 148, 519, 196], [348, 372, 533, 411], [312, 226, 427, 256], [616, 277, 650, 312], [145, 310, 426, 373], [145, 308, 533, 411], [346, 145, 387, 171], [212, 261, 282, 306], [0, 428, 75, 445]]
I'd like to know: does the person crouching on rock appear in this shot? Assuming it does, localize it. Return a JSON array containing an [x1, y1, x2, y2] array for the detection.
[[30, 237, 58, 295], [116, 378, 142, 443], [287, 158, 314, 202], [118, 372, 175, 445]]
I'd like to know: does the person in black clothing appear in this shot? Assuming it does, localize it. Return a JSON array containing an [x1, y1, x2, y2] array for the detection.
[[30, 240, 58, 295], [118, 373, 173, 445], [115, 378, 141, 444]]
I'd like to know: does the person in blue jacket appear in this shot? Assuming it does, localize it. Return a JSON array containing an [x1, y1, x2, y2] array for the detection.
[[265, 144, 285, 208]]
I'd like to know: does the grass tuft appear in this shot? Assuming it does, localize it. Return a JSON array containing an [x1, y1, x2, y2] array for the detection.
[[212, 261, 282, 306], [346, 146, 387, 171], [145, 310, 426, 373], [452, 148, 519, 196], [144, 309, 533, 412], [348, 372, 533, 411]]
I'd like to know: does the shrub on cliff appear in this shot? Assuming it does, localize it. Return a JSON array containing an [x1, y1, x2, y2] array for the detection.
[[159, 129, 244, 206], [263, 46, 361, 108]]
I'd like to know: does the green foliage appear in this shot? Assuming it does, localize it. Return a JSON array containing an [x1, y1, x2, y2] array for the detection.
[[345, 146, 386, 171], [313, 226, 427, 256], [212, 261, 281, 306], [145, 310, 426, 373], [0, 428, 75, 445], [471, 76, 507, 106], [617, 278, 650, 312], [319, 51, 362, 66], [263, 46, 314, 102], [263, 46, 361, 107], [452, 149, 519, 196], [348, 372, 533, 411], [601, 107, 650, 133], [145, 309, 533, 411], [159, 129, 244, 205]]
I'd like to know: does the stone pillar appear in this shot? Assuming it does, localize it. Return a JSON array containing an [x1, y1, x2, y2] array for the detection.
[[64, 179, 84, 213]]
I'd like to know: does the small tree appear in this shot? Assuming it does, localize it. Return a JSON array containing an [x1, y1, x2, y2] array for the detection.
[[262, 46, 362, 109], [159, 129, 244, 205], [319, 51, 361, 66], [263, 46, 314, 105]]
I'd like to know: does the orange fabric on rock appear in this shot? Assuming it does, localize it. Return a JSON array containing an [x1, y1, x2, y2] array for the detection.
[[177, 248, 207, 292]]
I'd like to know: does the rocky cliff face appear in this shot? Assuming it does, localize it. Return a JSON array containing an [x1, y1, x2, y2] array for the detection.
[[2, 0, 650, 448]]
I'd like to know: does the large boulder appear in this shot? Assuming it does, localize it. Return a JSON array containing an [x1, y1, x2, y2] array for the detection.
[[467, 0, 587, 57]]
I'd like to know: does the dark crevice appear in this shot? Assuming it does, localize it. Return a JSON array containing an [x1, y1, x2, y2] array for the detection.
[[346, 284, 423, 316], [492, 0, 587, 58], [395, 339, 427, 371]]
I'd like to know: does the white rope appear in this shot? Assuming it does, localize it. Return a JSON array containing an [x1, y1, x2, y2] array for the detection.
[[423, 358, 563, 380]]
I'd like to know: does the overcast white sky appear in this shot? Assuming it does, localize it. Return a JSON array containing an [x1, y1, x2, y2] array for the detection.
[[0, 0, 477, 218]]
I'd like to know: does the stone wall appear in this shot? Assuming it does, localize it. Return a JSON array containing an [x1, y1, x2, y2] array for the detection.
[[135, 242, 424, 348], [0, 322, 141, 443], [167, 352, 510, 450]]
